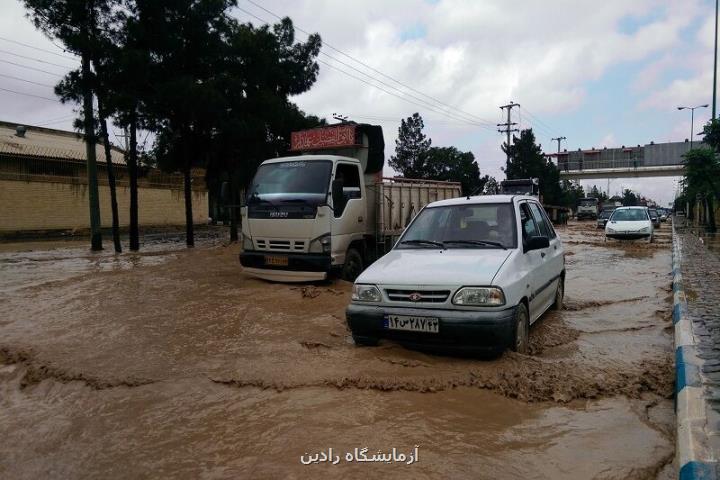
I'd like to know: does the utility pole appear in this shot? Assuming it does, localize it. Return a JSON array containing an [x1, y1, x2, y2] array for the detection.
[[551, 136, 566, 153], [498, 102, 520, 163]]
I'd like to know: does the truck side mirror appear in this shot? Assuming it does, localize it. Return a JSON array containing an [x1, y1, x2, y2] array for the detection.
[[331, 178, 346, 215], [220, 181, 230, 205]]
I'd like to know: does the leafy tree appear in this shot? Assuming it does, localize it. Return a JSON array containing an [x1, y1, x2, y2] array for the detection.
[[701, 118, 720, 152], [503, 128, 562, 204], [390, 113, 431, 177], [588, 185, 608, 203], [560, 180, 585, 208], [622, 189, 638, 206], [482, 176, 500, 194], [24, 0, 109, 251], [421, 147, 486, 195], [682, 147, 720, 230]]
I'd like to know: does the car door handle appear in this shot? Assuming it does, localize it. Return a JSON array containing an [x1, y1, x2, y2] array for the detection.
[[541, 252, 546, 258]]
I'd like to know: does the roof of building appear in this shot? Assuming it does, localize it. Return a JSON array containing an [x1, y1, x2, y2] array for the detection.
[[0, 120, 126, 165]]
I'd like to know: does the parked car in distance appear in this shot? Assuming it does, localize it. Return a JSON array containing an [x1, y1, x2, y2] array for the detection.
[[597, 209, 613, 229], [660, 213, 667, 222], [647, 208, 661, 228], [605, 206, 653, 242], [346, 195, 565, 355]]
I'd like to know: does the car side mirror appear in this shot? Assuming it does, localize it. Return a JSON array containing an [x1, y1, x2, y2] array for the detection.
[[526, 235, 550, 251]]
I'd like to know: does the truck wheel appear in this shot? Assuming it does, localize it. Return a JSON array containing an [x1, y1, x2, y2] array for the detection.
[[511, 302, 530, 354], [342, 248, 363, 281], [551, 278, 564, 310], [352, 334, 378, 346]]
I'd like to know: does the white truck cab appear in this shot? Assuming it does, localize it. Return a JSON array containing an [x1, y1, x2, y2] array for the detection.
[[346, 194, 565, 354], [239, 124, 461, 282]]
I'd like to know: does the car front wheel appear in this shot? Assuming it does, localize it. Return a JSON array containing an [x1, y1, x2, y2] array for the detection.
[[551, 278, 564, 310], [511, 302, 530, 354]]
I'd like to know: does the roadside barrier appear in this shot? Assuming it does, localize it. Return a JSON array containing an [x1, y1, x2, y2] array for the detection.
[[672, 223, 718, 480]]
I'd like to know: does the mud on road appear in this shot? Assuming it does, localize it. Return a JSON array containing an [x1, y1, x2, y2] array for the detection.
[[0, 222, 675, 479]]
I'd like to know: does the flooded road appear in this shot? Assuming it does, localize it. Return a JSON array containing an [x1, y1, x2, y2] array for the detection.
[[0, 222, 675, 479]]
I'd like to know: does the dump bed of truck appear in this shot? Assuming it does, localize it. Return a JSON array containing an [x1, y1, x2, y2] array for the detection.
[[371, 177, 462, 237]]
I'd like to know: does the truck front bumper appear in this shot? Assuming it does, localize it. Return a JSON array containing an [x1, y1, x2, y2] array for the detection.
[[346, 303, 517, 353], [239, 251, 331, 282]]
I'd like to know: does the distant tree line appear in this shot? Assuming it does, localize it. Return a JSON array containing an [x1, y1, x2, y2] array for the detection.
[[24, 0, 323, 251]]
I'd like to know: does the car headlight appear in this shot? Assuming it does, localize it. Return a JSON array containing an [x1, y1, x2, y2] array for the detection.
[[242, 233, 253, 250], [638, 227, 650, 233], [452, 287, 505, 306], [352, 284, 381, 302], [309, 233, 331, 254]]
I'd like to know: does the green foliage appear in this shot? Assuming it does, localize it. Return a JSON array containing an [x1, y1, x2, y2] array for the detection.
[[421, 146, 487, 195], [482, 176, 500, 194], [701, 119, 720, 152], [502, 128, 562, 204], [560, 180, 585, 208], [588, 185, 608, 203], [621, 189, 642, 206], [390, 113, 431, 177]]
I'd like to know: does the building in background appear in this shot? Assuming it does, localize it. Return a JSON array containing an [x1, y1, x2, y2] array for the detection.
[[0, 121, 207, 235]]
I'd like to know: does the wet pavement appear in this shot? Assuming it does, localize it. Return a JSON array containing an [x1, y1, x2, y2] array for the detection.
[[0, 222, 675, 479]]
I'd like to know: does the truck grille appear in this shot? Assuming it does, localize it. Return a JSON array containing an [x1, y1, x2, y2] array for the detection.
[[255, 239, 305, 252], [385, 289, 450, 303]]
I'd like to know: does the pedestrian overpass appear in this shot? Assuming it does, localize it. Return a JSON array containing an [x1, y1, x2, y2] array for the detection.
[[550, 141, 694, 179]]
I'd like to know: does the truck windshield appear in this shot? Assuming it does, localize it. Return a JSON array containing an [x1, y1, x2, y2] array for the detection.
[[580, 199, 598, 206], [248, 160, 332, 205], [397, 203, 517, 249]]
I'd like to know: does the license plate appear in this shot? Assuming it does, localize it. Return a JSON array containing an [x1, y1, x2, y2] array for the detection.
[[264, 255, 288, 266], [384, 315, 439, 333]]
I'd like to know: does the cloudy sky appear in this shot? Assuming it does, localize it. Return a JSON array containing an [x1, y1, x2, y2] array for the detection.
[[1, 0, 717, 206]]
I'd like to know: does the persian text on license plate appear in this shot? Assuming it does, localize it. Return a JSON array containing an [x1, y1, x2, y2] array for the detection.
[[384, 315, 439, 333], [264, 255, 288, 266]]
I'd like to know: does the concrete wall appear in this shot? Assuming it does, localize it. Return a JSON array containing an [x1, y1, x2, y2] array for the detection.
[[0, 179, 208, 232]]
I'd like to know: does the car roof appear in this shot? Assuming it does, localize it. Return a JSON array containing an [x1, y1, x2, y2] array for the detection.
[[614, 206, 646, 210], [427, 194, 536, 207]]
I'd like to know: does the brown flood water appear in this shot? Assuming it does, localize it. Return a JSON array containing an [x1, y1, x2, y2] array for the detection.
[[0, 222, 675, 479]]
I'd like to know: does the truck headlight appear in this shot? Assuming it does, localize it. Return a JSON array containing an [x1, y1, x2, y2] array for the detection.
[[352, 284, 381, 302], [309, 233, 331, 254], [452, 287, 505, 306], [242, 234, 253, 250]]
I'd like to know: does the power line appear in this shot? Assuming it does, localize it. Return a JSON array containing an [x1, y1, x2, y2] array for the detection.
[[0, 86, 59, 102], [0, 73, 55, 88], [498, 102, 520, 162], [316, 59, 495, 129], [0, 48, 75, 69], [241, 0, 496, 127], [0, 58, 65, 77], [0, 36, 77, 60]]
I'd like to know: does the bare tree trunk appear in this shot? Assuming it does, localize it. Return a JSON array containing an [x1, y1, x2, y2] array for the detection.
[[184, 155, 195, 247], [98, 105, 121, 253], [128, 115, 140, 251], [81, 50, 102, 251]]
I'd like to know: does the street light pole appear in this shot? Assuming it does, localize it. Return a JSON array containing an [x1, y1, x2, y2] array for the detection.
[[677, 104, 710, 149], [714, 0, 718, 119]]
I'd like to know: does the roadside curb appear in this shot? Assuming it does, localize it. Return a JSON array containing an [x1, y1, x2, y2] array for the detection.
[[672, 223, 718, 480]]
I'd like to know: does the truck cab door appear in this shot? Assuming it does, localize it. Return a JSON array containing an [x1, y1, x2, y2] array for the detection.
[[331, 163, 366, 262]]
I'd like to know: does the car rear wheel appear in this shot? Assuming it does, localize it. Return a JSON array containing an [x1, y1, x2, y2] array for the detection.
[[511, 303, 530, 354], [551, 278, 564, 310], [342, 248, 363, 281]]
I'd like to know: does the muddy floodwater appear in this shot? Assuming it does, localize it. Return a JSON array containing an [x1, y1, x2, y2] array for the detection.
[[0, 223, 675, 479]]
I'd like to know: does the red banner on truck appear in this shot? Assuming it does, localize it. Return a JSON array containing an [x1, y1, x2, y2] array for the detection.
[[290, 124, 361, 151]]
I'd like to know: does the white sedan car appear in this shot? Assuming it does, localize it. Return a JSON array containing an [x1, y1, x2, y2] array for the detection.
[[346, 195, 565, 355], [605, 206, 653, 242]]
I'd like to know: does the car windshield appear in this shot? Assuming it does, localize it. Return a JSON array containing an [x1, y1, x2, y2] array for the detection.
[[610, 209, 648, 222], [648, 209, 658, 217], [397, 203, 517, 249]]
